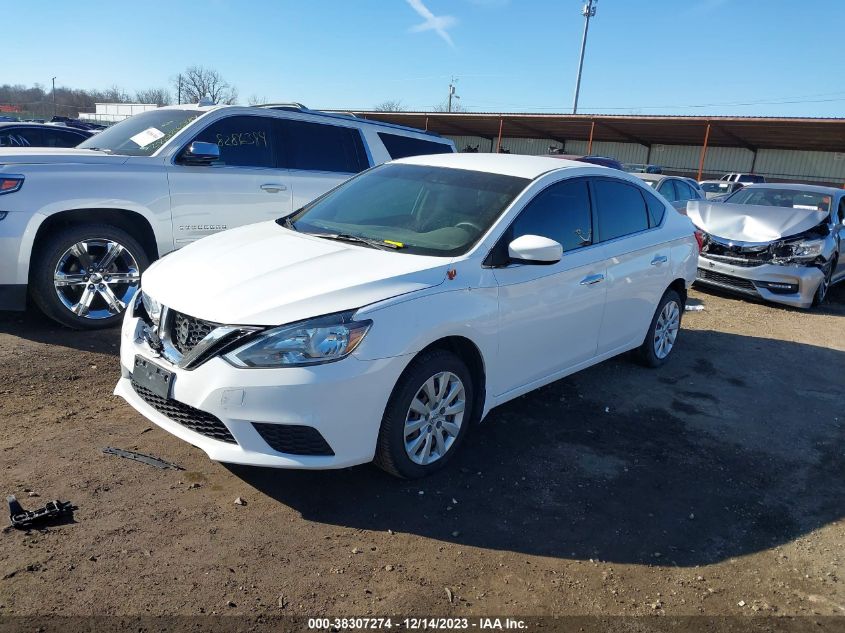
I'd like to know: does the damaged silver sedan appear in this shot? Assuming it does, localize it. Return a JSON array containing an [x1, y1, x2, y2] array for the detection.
[[688, 184, 845, 308]]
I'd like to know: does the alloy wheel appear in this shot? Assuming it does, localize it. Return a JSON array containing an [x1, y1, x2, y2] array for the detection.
[[404, 371, 466, 466], [53, 238, 141, 320], [653, 300, 680, 359]]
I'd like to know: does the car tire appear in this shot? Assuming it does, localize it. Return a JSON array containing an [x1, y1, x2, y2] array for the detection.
[[30, 223, 148, 330], [374, 348, 474, 479], [636, 288, 683, 368], [812, 260, 834, 307]]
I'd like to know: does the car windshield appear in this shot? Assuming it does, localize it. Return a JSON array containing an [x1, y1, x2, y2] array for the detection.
[[701, 182, 731, 193], [725, 187, 832, 212], [643, 180, 659, 188], [285, 163, 529, 256], [77, 109, 201, 156]]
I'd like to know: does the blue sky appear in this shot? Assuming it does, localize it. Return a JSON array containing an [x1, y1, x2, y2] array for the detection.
[[8, 0, 845, 116]]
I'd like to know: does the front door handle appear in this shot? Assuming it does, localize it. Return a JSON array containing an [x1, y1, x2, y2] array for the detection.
[[651, 255, 668, 265], [580, 273, 605, 286], [260, 183, 287, 193]]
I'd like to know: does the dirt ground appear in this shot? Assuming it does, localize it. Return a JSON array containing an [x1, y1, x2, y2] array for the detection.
[[0, 285, 843, 620]]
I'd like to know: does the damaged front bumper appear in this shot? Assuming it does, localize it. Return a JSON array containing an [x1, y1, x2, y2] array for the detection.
[[695, 255, 825, 308]]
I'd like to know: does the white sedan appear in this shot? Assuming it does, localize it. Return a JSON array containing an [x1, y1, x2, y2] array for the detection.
[[115, 154, 698, 478]]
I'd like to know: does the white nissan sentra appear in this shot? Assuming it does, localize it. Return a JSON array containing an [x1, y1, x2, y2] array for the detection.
[[115, 154, 698, 478]]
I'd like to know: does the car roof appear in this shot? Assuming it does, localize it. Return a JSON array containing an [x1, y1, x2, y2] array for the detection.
[[157, 103, 446, 138], [392, 153, 595, 179], [740, 182, 843, 195]]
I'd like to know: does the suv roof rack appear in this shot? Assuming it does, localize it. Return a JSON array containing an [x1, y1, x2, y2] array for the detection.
[[256, 102, 309, 112], [254, 103, 444, 138]]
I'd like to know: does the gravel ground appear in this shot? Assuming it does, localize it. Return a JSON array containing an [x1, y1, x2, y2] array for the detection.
[[0, 285, 843, 619]]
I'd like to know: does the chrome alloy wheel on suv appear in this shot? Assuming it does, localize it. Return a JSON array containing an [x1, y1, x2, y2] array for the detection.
[[53, 239, 141, 319], [30, 223, 150, 330]]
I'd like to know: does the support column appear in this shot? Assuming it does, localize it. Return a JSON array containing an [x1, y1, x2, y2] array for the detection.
[[424, 116, 429, 132], [696, 123, 711, 181], [496, 117, 504, 153], [587, 120, 595, 155]]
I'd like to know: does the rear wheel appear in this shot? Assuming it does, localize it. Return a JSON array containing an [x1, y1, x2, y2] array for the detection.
[[374, 349, 473, 479], [30, 224, 148, 330], [636, 288, 683, 368]]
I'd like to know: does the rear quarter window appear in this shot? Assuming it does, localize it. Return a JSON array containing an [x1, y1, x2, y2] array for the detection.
[[378, 132, 454, 159]]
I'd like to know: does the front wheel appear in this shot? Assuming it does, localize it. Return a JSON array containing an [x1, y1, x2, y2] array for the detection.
[[30, 224, 148, 330], [636, 288, 683, 368], [374, 349, 474, 479], [812, 260, 834, 307]]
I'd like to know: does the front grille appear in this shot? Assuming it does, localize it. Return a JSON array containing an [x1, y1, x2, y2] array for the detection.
[[701, 254, 763, 268], [253, 423, 335, 456], [696, 268, 758, 292], [131, 379, 237, 444], [170, 311, 217, 355]]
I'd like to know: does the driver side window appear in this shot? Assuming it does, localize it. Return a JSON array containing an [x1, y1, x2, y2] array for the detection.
[[511, 179, 593, 252], [838, 198, 845, 223]]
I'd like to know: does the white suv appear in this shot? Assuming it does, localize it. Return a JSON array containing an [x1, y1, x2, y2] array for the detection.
[[0, 103, 454, 329]]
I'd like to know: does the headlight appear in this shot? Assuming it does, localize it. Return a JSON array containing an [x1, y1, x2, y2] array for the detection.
[[223, 311, 372, 368], [141, 290, 162, 325], [788, 239, 825, 259]]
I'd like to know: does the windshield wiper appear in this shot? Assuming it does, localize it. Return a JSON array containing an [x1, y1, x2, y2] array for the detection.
[[83, 147, 111, 153], [310, 233, 402, 251]]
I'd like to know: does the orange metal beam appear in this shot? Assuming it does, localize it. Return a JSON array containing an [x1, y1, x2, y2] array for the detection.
[[587, 120, 595, 154], [496, 117, 504, 153], [697, 123, 711, 181]]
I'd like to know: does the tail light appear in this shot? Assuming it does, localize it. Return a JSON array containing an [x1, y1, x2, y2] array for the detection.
[[0, 175, 24, 195], [694, 230, 704, 253]]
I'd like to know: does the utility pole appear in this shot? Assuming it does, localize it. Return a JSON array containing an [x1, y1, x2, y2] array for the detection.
[[177, 74, 183, 105], [447, 76, 459, 112], [572, 0, 597, 114], [51, 76, 57, 116]]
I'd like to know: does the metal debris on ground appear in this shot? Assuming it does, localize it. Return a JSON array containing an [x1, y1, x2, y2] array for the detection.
[[101, 447, 183, 470], [685, 300, 705, 312], [7, 495, 77, 530]]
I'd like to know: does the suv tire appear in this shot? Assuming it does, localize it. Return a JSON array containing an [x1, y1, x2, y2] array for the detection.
[[30, 223, 148, 330]]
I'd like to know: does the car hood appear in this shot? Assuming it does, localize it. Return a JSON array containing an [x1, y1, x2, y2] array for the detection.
[[0, 148, 129, 166], [687, 201, 828, 243], [141, 221, 452, 325]]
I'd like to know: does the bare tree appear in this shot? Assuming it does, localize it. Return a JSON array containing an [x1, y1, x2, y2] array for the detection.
[[373, 99, 405, 112], [174, 66, 238, 105], [248, 94, 269, 106], [135, 87, 172, 106], [432, 99, 466, 112]]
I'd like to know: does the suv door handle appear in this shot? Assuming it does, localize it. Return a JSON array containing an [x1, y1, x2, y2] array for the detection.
[[579, 274, 605, 286], [651, 255, 668, 265], [260, 184, 287, 193]]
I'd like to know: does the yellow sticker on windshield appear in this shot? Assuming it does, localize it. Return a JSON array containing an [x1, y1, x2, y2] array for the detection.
[[384, 240, 405, 248]]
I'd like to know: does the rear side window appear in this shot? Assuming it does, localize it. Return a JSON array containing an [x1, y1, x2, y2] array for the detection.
[[592, 179, 650, 241], [43, 129, 86, 147], [0, 129, 32, 147], [511, 179, 593, 252], [190, 115, 277, 168], [378, 132, 453, 159], [280, 120, 368, 173], [642, 189, 667, 227], [675, 179, 695, 201]]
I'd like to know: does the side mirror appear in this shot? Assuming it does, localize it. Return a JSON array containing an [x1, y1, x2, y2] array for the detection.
[[179, 141, 220, 165], [508, 234, 563, 265]]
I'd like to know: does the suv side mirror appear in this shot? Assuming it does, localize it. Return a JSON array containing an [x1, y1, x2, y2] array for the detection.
[[508, 235, 562, 265], [179, 141, 220, 166]]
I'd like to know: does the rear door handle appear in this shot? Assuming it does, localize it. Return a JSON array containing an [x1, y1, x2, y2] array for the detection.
[[580, 273, 605, 286], [651, 255, 668, 265], [260, 184, 287, 193]]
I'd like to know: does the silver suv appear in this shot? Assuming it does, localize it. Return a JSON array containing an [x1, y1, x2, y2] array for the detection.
[[0, 103, 454, 328]]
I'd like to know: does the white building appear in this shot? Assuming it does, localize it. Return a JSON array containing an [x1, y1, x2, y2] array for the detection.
[[78, 103, 158, 124]]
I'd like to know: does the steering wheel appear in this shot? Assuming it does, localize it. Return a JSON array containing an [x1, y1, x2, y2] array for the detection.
[[455, 221, 483, 234]]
